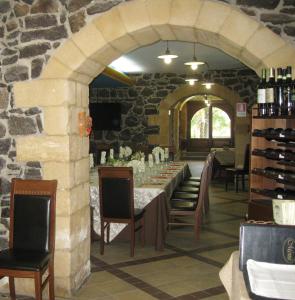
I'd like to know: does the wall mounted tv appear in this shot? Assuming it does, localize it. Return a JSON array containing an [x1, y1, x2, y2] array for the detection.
[[89, 103, 121, 131]]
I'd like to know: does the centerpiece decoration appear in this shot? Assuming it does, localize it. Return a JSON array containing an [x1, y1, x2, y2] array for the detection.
[[152, 146, 165, 164]]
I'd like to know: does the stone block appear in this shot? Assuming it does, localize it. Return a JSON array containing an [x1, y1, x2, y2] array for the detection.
[[239, 47, 263, 73], [43, 161, 75, 189], [261, 43, 295, 71], [69, 107, 80, 135], [219, 8, 260, 48], [152, 24, 176, 41], [195, 1, 231, 33], [171, 26, 197, 42], [118, 0, 151, 34], [70, 206, 90, 250], [16, 136, 70, 162], [56, 183, 89, 217], [43, 106, 69, 135], [129, 27, 159, 47], [55, 215, 71, 249], [8, 116, 37, 135], [75, 157, 89, 185], [244, 26, 286, 60], [109, 34, 139, 55], [14, 79, 76, 108], [94, 7, 126, 44], [69, 134, 89, 160], [195, 29, 220, 50], [170, 0, 203, 27], [90, 43, 121, 66], [52, 39, 103, 79], [41, 57, 84, 83], [147, 0, 172, 26], [81, 83, 89, 108], [71, 22, 106, 59]]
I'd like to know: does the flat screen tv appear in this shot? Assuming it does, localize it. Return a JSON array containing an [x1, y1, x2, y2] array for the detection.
[[89, 103, 121, 131]]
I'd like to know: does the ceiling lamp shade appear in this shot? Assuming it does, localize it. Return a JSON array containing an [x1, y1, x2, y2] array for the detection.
[[184, 43, 205, 70], [157, 41, 178, 64], [202, 70, 214, 89], [185, 78, 198, 86], [202, 82, 214, 89]]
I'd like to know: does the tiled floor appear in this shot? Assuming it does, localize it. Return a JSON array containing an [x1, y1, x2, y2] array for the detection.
[[1, 161, 248, 300]]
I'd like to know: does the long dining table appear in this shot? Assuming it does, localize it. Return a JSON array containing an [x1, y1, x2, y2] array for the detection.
[[89, 161, 190, 250]]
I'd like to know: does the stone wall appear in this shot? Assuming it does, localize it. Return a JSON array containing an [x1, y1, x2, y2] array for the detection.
[[89, 69, 259, 151], [0, 0, 294, 247]]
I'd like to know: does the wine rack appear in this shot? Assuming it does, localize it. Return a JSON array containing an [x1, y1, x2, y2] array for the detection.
[[249, 106, 295, 221]]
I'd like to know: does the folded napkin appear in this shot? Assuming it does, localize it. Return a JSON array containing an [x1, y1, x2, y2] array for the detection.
[[247, 259, 295, 299]]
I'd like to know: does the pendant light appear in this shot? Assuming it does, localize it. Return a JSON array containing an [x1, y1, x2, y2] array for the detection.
[[184, 43, 205, 70], [185, 78, 198, 86], [202, 68, 214, 89], [157, 41, 178, 64]]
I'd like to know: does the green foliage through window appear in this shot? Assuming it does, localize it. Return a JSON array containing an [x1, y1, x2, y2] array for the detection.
[[190, 106, 231, 139]]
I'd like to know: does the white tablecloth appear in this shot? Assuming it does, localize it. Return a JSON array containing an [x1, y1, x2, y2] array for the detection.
[[90, 162, 189, 242], [219, 251, 251, 300]]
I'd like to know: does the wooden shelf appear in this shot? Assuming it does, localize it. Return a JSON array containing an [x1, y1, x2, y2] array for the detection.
[[253, 115, 295, 119], [249, 106, 295, 221]]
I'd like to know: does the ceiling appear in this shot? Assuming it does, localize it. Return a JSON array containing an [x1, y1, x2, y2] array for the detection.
[[110, 40, 246, 74], [90, 41, 247, 87]]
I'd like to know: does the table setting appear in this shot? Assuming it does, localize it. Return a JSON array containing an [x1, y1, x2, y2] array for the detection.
[[89, 146, 190, 249]]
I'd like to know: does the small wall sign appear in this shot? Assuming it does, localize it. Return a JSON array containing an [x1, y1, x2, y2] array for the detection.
[[236, 102, 247, 117]]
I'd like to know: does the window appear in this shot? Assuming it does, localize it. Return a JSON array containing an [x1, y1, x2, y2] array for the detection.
[[190, 107, 209, 138], [190, 106, 231, 139], [212, 107, 231, 138]]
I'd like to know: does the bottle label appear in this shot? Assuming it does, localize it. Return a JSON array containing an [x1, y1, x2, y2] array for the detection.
[[266, 88, 274, 103], [257, 89, 266, 103], [291, 92, 295, 102]]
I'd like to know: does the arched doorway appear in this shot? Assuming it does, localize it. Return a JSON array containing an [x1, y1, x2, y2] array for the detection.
[[13, 0, 295, 296], [186, 99, 234, 152]]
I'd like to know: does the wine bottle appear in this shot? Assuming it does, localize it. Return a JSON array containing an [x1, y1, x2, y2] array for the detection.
[[257, 68, 267, 117], [265, 68, 276, 116], [281, 68, 288, 115], [290, 73, 295, 116], [275, 67, 283, 116], [282, 66, 292, 116]]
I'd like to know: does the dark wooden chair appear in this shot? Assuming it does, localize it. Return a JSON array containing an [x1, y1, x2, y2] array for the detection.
[[225, 144, 250, 192], [203, 151, 215, 214], [0, 178, 57, 300], [98, 167, 145, 257], [169, 161, 209, 240]]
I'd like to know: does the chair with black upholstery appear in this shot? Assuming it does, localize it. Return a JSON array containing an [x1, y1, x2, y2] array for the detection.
[[0, 178, 57, 300], [203, 151, 215, 214], [169, 161, 209, 240], [225, 144, 250, 192], [98, 167, 145, 257]]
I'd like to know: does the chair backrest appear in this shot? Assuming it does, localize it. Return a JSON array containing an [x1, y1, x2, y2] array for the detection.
[[9, 179, 57, 253], [98, 167, 134, 220], [196, 161, 209, 214], [243, 144, 250, 172]]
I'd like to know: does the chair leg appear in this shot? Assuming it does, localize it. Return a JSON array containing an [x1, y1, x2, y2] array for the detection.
[[34, 272, 42, 300], [242, 174, 245, 191], [9, 277, 16, 300], [130, 222, 135, 257], [48, 262, 55, 300], [100, 221, 105, 255], [106, 223, 110, 244], [141, 217, 145, 247], [225, 171, 229, 192]]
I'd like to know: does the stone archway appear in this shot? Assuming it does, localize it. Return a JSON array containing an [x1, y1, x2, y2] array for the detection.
[[150, 83, 247, 165], [12, 0, 295, 296]]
